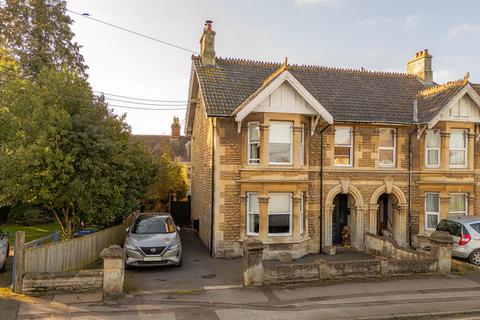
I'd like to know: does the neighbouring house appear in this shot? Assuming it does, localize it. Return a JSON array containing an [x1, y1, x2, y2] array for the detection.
[[185, 20, 480, 259]]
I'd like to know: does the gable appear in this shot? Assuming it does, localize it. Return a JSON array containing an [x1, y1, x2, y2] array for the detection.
[[439, 93, 480, 121], [255, 82, 318, 115]]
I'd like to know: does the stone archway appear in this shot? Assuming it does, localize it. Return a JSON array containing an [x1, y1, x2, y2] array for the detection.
[[369, 182, 408, 247], [324, 180, 365, 250]]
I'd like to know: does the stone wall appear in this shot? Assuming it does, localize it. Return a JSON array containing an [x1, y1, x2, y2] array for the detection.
[[22, 270, 103, 295]]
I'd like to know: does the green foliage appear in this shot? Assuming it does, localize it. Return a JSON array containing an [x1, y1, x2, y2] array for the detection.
[[0, 222, 58, 246], [144, 154, 188, 203], [0, 0, 87, 77], [7, 204, 52, 225], [0, 65, 157, 238]]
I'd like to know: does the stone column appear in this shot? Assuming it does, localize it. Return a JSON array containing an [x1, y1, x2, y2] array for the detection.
[[243, 239, 265, 286], [324, 204, 334, 248], [440, 131, 450, 170], [468, 132, 475, 171], [429, 231, 454, 273], [292, 193, 302, 237], [440, 195, 450, 220], [293, 122, 302, 167], [14, 231, 25, 294], [396, 204, 408, 247], [239, 194, 247, 239], [354, 205, 365, 250], [258, 195, 270, 242], [369, 204, 379, 234], [100, 245, 125, 296], [260, 123, 269, 167]]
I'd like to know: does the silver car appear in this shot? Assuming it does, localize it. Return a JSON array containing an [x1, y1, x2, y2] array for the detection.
[[124, 213, 182, 267], [0, 229, 9, 272], [436, 216, 480, 265]]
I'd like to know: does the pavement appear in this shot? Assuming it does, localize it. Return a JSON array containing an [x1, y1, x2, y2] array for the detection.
[[124, 228, 243, 293], [8, 273, 480, 319]]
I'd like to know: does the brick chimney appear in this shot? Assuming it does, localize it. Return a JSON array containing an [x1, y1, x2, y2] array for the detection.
[[200, 20, 216, 66], [407, 49, 433, 84], [171, 116, 180, 139]]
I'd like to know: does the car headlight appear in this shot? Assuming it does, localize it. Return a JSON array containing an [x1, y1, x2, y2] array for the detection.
[[125, 243, 136, 251], [168, 241, 181, 250]]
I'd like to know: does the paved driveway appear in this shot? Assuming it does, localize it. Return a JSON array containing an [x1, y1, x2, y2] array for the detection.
[[124, 228, 243, 293]]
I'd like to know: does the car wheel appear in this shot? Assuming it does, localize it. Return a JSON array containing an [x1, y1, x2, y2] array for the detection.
[[469, 250, 480, 266]]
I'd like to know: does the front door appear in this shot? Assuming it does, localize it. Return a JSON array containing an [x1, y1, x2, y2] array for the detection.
[[377, 193, 392, 236], [332, 194, 349, 245]]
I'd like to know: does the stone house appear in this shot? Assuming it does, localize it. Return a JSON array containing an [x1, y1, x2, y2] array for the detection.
[[185, 21, 480, 259]]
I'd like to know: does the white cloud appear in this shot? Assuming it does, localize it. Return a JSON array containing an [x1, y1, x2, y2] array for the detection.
[[358, 14, 424, 30], [448, 23, 480, 38], [404, 14, 424, 30], [294, 0, 341, 6]]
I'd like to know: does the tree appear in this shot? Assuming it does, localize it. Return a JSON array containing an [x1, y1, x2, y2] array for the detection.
[[0, 63, 157, 238], [143, 154, 188, 206], [0, 0, 87, 77]]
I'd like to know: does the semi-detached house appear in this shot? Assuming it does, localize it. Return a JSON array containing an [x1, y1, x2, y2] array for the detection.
[[185, 21, 480, 259]]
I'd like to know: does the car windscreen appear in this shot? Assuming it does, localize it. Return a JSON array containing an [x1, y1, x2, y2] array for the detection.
[[132, 215, 176, 234]]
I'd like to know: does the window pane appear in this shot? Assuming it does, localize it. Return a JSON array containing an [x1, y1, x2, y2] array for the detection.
[[248, 193, 259, 213], [268, 194, 290, 213], [249, 124, 260, 142], [268, 214, 290, 234], [379, 149, 394, 165], [335, 128, 351, 145], [426, 130, 440, 148], [426, 193, 439, 212], [270, 122, 292, 143], [249, 144, 260, 162], [449, 194, 466, 213], [269, 144, 291, 163], [427, 150, 439, 165], [450, 150, 465, 166], [379, 129, 394, 147], [249, 214, 259, 233], [450, 130, 466, 148], [426, 214, 439, 229], [470, 223, 480, 233], [248, 193, 259, 234]]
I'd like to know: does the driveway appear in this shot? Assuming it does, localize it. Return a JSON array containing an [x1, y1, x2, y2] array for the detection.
[[124, 228, 243, 292]]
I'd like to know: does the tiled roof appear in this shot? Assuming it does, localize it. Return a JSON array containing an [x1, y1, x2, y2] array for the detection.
[[415, 79, 468, 123], [193, 56, 427, 124], [131, 135, 191, 162]]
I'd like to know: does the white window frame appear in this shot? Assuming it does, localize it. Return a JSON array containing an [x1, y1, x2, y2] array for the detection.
[[425, 129, 440, 168], [378, 128, 396, 168], [246, 192, 259, 236], [449, 129, 468, 168], [424, 192, 440, 231], [334, 127, 353, 167], [300, 192, 305, 235], [267, 193, 292, 236], [301, 124, 305, 166], [449, 193, 468, 216], [247, 122, 260, 165], [268, 121, 293, 165]]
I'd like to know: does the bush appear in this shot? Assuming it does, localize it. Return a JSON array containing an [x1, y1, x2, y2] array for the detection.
[[7, 204, 52, 225]]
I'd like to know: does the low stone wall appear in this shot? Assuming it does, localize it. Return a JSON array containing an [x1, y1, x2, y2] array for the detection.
[[264, 262, 319, 284], [22, 269, 103, 295], [364, 233, 423, 260]]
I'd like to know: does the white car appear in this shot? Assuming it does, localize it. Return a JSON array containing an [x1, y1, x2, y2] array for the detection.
[[0, 229, 9, 272]]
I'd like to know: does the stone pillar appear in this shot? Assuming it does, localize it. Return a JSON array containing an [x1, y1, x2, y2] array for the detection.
[[14, 231, 25, 294], [354, 205, 365, 250], [243, 239, 265, 286], [440, 195, 450, 220], [293, 122, 302, 167], [259, 123, 269, 167], [369, 204, 379, 234], [440, 131, 450, 170], [468, 132, 475, 171], [100, 245, 125, 296], [293, 193, 302, 237], [324, 204, 334, 248], [429, 231, 454, 273], [396, 204, 408, 247], [258, 195, 270, 242]]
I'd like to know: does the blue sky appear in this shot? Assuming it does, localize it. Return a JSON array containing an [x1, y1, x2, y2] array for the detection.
[[67, 0, 480, 134]]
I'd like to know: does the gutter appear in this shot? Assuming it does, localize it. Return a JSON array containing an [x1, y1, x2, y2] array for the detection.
[[319, 124, 331, 253], [210, 118, 216, 256]]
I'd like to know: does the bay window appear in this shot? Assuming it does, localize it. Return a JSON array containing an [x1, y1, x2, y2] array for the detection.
[[248, 123, 260, 164], [334, 127, 353, 166], [425, 130, 440, 167], [449, 129, 467, 168], [269, 122, 293, 164], [425, 193, 440, 230], [268, 193, 292, 235], [449, 193, 468, 216], [379, 128, 396, 167], [246, 193, 259, 235]]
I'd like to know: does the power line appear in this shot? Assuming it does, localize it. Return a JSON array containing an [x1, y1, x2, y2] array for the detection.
[[67, 9, 199, 55], [104, 97, 186, 106], [108, 104, 187, 111], [95, 91, 187, 103]]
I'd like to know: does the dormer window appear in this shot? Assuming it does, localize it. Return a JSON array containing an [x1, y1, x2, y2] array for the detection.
[[248, 122, 260, 165], [269, 121, 293, 165]]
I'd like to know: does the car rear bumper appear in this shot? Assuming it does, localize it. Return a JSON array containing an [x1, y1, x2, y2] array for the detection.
[[125, 247, 181, 267], [452, 246, 472, 259]]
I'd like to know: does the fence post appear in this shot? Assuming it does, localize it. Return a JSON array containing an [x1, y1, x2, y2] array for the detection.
[[14, 231, 25, 293]]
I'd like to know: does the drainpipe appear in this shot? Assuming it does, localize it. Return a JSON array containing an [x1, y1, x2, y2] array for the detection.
[[319, 124, 331, 253], [210, 118, 216, 256]]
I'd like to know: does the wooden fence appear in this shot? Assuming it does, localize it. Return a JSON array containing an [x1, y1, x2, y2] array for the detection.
[[23, 215, 134, 274]]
